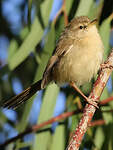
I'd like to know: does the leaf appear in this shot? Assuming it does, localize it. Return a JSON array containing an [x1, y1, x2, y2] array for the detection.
[[8, 39, 18, 62], [65, 0, 74, 15], [20, 27, 29, 40], [28, 0, 33, 28], [100, 87, 109, 101], [35, 24, 55, 79], [9, 18, 43, 70], [93, 127, 105, 149], [33, 83, 59, 150], [102, 123, 113, 150], [99, 14, 113, 60], [67, 96, 79, 132], [88, 0, 104, 19], [55, 15, 65, 41], [101, 106, 113, 124], [8, 0, 54, 70], [75, 0, 93, 16], [50, 124, 66, 150], [8, 17, 43, 70], [8, 27, 29, 65], [35, 0, 53, 26]]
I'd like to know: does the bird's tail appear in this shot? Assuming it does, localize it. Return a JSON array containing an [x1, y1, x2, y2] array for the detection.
[[2, 79, 42, 109]]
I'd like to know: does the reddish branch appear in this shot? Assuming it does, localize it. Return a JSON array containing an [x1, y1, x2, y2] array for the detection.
[[67, 48, 113, 150], [90, 119, 105, 127], [62, 0, 68, 25]]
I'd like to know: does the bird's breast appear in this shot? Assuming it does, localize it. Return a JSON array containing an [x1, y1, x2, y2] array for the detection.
[[52, 32, 104, 86]]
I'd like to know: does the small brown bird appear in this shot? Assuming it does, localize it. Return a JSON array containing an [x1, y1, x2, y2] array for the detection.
[[3, 16, 104, 109]]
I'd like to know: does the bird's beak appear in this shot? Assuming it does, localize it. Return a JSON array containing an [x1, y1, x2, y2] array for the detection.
[[88, 19, 98, 27]]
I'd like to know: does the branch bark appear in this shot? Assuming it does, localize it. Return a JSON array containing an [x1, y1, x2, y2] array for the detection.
[[67, 48, 113, 150]]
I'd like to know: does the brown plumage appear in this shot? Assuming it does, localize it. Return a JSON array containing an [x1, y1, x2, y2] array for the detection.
[[2, 16, 104, 109]]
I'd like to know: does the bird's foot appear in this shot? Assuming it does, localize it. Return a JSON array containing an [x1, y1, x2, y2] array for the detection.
[[100, 62, 113, 70], [86, 97, 99, 108], [70, 82, 99, 108]]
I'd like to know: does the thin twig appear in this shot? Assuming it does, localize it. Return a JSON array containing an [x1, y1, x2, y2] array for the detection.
[[100, 96, 113, 105], [67, 48, 113, 150], [90, 119, 105, 127]]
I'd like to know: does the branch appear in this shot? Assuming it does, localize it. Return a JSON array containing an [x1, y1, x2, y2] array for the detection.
[[0, 109, 82, 147], [62, 0, 68, 25], [67, 48, 113, 150]]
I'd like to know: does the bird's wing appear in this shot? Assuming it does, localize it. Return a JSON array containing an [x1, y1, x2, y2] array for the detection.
[[41, 37, 74, 88]]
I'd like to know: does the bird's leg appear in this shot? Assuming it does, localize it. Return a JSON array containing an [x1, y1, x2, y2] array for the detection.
[[70, 81, 98, 108]]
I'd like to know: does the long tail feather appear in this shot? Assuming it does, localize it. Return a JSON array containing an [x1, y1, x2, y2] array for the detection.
[[2, 79, 42, 109]]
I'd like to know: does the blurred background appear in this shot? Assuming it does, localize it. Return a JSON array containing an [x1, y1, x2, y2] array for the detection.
[[0, 0, 113, 149]]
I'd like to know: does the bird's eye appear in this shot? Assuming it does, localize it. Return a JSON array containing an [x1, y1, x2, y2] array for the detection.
[[79, 26, 83, 29], [84, 25, 87, 29]]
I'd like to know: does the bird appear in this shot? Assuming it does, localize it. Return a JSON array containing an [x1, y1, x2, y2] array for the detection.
[[2, 16, 104, 109]]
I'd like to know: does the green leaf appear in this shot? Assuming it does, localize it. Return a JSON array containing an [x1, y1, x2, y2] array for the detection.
[[88, 0, 104, 19], [33, 83, 59, 150], [8, 39, 18, 62], [100, 87, 109, 101], [35, 0, 53, 26], [35, 24, 55, 79], [8, 17, 43, 70], [101, 106, 113, 124], [102, 123, 113, 150], [20, 27, 29, 40], [75, 0, 93, 16], [99, 15, 113, 60], [28, 0, 33, 28], [67, 96, 79, 132], [50, 124, 66, 150], [8, 0, 54, 70], [55, 15, 65, 41], [65, 0, 74, 15], [93, 127, 105, 149]]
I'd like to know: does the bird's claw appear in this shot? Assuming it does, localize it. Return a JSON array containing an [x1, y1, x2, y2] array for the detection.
[[86, 98, 99, 108], [100, 62, 113, 70]]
